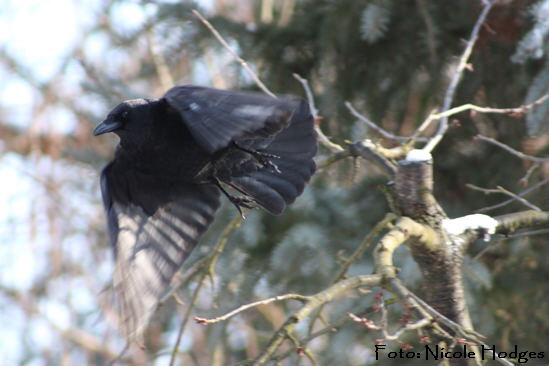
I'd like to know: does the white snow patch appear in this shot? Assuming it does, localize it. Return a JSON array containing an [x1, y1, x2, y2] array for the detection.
[[442, 214, 499, 241], [405, 149, 432, 162]]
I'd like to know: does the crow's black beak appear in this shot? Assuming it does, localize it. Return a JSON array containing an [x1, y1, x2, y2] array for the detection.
[[93, 119, 123, 136]]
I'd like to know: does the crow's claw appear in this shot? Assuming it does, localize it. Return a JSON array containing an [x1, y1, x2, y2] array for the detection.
[[228, 196, 254, 219], [233, 143, 281, 173], [214, 179, 255, 218], [229, 196, 255, 209]]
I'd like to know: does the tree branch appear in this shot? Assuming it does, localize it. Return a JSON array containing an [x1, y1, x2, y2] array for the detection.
[[474, 177, 549, 213], [251, 274, 383, 366], [475, 134, 549, 163], [423, 0, 495, 153], [374, 217, 439, 277], [466, 184, 542, 212], [389, 280, 514, 366], [345, 101, 428, 142], [494, 210, 549, 235], [169, 215, 242, 366], [293, 73, 344, 153], [194, 293, 310, 325], [306, 213, 396, 337], [191, 9, 276, 98]]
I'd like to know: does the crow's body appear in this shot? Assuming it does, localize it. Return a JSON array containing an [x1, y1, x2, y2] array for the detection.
[[94, 85, 317, 339]]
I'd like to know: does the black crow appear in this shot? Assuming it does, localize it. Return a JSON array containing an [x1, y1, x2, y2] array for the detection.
[[93, 85, 317, 340]]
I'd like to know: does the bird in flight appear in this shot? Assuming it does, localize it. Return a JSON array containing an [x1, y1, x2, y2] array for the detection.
[[93, 85, 317, 340]]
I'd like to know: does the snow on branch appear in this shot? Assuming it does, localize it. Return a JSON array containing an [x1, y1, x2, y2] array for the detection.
[[404, 149, 433, 163], [442, 214, 498, 241]]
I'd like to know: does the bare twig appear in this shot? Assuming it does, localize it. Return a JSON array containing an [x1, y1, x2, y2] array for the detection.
[[423, 0, 495, 153], [316, 138, 405, 174], [415, 94, 549, 143], [293, 73, 344, 153], [169, 279, 205, 366], [475, 176, 549, 213], [519, 163, 540, 186], [334, 213, 397, 282], [493, 186, 542, 212], [455, 94, 549, 116], [159, 253, 210, 305], [316, 149, 352, 169], [169, 215, 242, 366], [147, 31, 174, 90], [272, 303, 386, 363], [507, 228, 549, 238], [385, 318, 433, 341], [251, 274, 383, 366], [293, 73, 318, 118], [194, 293, 310, 325], [345, 101, 428, 142], [426, 94, 549, 124], [410, 108, 439, 141], [192, 9, 276, 98], [349, 293, 433, 341], [398, 285, 513, 366], [387, 279, 463, 340], [0, 284, 131, 363], [416, 0, 438, 64], [192, 12, 345, 156], [307, 213, 396, 336], [349, 140, 403, 175], [466, 184, 542, 212], [286, 332, 319, 366], [106, 343, 130, 366], [475, 134, 549, 163]]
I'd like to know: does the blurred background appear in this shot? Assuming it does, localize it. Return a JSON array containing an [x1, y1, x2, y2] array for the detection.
[[0, 0, 548, 365]]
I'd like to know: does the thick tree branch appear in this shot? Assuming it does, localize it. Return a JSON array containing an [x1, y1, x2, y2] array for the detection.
[[495, 210, 549, 235], [374, 217, 439, 278]]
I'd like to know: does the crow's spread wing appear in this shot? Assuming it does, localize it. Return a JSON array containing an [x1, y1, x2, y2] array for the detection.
[[223, 99, 317, 215], [100, 163, 220, 339], [163, 85, 299, 154]]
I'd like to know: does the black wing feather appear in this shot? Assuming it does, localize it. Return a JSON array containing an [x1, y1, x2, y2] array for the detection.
[[163, 85, 298, 153], [100, 163, 220, 339], [225, 100, 317, 215]]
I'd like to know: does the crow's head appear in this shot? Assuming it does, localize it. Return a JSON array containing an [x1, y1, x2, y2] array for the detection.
[[93, 98, 155, 140]]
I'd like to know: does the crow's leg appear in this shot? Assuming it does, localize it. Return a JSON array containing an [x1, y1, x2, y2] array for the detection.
[[213, 178, 254, 218], [232, 142, 281, 173]]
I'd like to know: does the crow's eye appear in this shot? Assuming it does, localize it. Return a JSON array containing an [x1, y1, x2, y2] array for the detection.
[[120, 111, 130, 120]]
